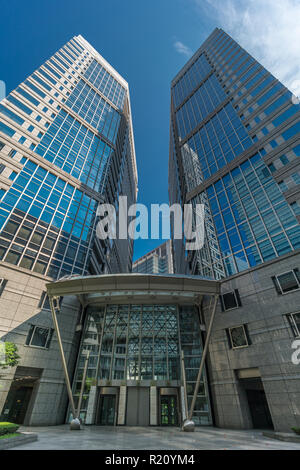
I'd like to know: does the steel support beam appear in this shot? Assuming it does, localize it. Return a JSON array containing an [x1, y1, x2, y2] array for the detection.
[[188, 294, 218, 421], [49, 296, 77, 420]]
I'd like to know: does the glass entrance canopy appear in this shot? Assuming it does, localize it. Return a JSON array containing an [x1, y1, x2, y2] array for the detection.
[[46, 273, 220, 425]]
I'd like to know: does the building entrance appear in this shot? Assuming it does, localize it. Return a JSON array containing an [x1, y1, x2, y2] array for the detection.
[[97, 395, 116, 425], [160, 395, 178, 426], [126, 387, 149, 425], [3, 386, 34, 424], [246, 388, 273, 429], [240, 377, 274, 430], [1, 366, 42, 425]]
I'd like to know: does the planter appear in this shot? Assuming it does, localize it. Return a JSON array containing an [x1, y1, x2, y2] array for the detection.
[[292, 427, 300, 436], [0, 432, 38, 450]]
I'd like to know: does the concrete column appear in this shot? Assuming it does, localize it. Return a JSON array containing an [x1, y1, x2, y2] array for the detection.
[[180, 386, 187, 422], [150, 386, 157, 425], [117, 385, 126, 425], [85, 385, 97, 424]]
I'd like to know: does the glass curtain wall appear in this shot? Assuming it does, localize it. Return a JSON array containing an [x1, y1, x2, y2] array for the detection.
[[71, 303, 212, 425]]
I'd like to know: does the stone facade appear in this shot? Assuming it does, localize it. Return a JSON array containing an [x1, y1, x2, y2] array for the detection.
[[0, 262, 81, 425], [205, 249, 300, 432]]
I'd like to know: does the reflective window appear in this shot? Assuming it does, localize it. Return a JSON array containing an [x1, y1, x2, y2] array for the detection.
[[220, 290, 241, 311], [227, 325, 249, 349], [172, 54, 212, 108], [72, 303, 212, 425], [287, 312, 300, 337], [25, 324, 53, 349], [84, 59, 126, 109], [273, 269, 300, 294], [201, 152, 298, 274]]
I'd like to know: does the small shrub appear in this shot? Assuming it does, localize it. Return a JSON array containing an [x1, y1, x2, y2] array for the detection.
[[0, 422, 19, 436], [0, 342, 20, 370], [291, 427, 300, 435]]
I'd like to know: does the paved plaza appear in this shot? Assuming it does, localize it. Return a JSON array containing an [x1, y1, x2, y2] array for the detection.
[[12, 425, 300, 450]]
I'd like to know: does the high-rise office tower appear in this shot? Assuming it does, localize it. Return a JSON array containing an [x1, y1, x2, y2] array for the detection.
[[0, 36, 137, 424], [169, 28, 300, 431], [132, 240, 174, 274], [170, 28, 300, 279]]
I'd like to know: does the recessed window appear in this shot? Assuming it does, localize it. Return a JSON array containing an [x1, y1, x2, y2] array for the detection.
[[0, 278, 7, 296], [9, 171, 17, 181], [287, 312, 300, 337], [18, 226, 31, 240], [19, 256, 34, 270], [268, 163, 276, 173], [43, 237, 55, 250], [33, 261, 47, 274], [220, 289, 242, 311], [25, 324, 53, 349], [8, 149, 17, 158], [227, 324, 250, 349], [31, 232, 44, 245], [272, 269, 300, 294], [3, 221, 18, 235], [0, 141, 5, 151], [5, 250, 21, 265], [38, 291, 51, 310]]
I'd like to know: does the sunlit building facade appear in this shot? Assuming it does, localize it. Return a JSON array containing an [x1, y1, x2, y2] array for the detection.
[[132, 240, 174, 274], [0, 36, 137, 425], [169, 28, 300, 432]]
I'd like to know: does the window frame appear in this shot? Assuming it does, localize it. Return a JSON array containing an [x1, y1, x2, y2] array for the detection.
[[0, 278, 7, 296], [227, 324, 249, 350], [25, 324, 53, 350], [286, 312, 300, 338], [220, 289, 242, 311], [38, 291, 62, 311], [274, 269, 300, 295]]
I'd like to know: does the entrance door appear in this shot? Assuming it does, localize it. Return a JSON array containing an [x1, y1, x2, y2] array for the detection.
[[160, 395, 178, 426], [246, 389, 274, 429], [126, 387, 150, 426], [98, 395, 116, 425], [4, 386, 34, 424]]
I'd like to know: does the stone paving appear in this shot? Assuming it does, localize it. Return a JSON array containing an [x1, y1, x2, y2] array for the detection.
[[11, 425, 300, 450]]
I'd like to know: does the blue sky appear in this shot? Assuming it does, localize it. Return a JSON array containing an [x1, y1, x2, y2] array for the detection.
[[1, 0, 299, 261]]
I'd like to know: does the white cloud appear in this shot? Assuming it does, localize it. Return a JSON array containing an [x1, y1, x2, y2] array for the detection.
[[174, 40, 193, 57], [192, 0, 300, 90]]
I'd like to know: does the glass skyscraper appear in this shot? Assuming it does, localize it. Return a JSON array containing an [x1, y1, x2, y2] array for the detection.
[[169, 28, 300, 433], [169, 27, 300, 279], [0, 35, 137, 279], [0, 36, 137, 425]]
